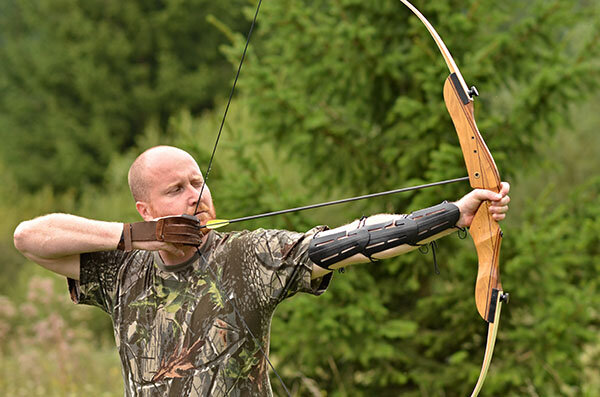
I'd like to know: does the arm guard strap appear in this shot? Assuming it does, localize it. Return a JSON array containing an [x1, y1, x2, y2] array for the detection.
[[308, 201, 459, 270]]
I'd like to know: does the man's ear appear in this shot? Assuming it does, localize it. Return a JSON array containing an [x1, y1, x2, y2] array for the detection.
[[136, 201, 154, 221]]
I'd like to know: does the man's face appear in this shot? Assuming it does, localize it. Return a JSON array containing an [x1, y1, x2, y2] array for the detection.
[[139, 149, 216, 224]]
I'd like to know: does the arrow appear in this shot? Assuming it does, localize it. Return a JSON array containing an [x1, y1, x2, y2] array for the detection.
[[202, 176, 469, 230]]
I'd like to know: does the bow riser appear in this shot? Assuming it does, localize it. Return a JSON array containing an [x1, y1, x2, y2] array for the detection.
[[443, 76, 501, 192], [443, 74, 503, 322]]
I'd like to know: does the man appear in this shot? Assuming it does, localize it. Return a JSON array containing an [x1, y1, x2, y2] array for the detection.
[[13, 145, 510, 396]]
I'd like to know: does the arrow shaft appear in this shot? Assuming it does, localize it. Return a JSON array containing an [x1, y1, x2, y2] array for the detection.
[[205, 176, 469, 228]]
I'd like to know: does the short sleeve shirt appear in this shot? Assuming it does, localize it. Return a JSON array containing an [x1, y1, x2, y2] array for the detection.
[[68, 227, 331, 397]]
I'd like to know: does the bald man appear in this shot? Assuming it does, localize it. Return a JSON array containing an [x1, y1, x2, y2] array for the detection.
[[14, 145, 510, 396]]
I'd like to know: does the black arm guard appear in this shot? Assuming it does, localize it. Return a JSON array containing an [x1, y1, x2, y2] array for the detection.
[[308, 201, 459, 270], [408, 201, 461, 242]]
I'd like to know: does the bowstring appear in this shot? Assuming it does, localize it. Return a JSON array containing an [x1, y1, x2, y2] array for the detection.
[[191, 1, 292, 395], [194, 0, 263, 215]]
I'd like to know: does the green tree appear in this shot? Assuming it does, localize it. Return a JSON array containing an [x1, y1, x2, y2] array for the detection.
[[0, 0, 247, 192]]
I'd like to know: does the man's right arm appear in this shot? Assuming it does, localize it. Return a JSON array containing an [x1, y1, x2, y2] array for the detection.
[[13, 214, 123, 280]]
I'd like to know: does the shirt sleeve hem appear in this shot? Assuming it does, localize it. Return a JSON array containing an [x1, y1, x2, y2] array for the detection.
[[67, 277, 81, 304], [310, 271, 333, 296]]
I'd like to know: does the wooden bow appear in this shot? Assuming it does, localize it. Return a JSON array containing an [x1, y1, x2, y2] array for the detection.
[[398, 1, 509, 395]]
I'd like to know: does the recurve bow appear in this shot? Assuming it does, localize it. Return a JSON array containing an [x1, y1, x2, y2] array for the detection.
[[398, 1, 509, 395]]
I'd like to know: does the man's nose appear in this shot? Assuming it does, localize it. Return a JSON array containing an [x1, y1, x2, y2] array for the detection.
[[188, 184, 207, 206], [187, 185, 201, 206]]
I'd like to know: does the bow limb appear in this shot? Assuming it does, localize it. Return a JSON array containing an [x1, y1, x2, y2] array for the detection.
[[470, 292, 503, 397], [398, 1, 507, 395]]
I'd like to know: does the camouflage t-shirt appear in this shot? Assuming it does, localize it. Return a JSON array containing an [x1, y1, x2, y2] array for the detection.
[[68, 227, 331, 396]]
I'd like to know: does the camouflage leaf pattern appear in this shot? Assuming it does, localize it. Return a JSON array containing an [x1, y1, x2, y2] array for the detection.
[[68, 227, 331, 396]]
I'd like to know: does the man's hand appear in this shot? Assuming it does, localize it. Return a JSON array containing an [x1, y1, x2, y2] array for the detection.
[[454, 182, 511, 228], [120, 215, 204, 256]]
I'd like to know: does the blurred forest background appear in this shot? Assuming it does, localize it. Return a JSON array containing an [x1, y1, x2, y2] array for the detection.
[[1, 0, 599, 395]]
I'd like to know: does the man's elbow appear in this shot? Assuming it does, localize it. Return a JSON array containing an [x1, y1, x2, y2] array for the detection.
[[13, 220, 43, 260], [13, 221, 32, 254]]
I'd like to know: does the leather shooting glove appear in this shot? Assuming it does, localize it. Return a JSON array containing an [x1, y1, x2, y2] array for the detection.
[[117, 215, 204, 251]]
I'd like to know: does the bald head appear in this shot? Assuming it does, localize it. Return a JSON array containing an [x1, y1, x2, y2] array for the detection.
[[128, 146, 199, 202]]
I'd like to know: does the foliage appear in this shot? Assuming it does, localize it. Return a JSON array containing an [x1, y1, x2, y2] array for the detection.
[[0, 275, 122, 396], [0, 0, 248, 192], [240, 0, 600, 201], [495, 177, 600, 396]]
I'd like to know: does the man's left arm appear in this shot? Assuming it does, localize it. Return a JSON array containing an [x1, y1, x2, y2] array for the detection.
[[311, 182, 510, 279]]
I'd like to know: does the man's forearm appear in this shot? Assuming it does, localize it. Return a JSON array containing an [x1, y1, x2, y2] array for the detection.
[[14, 213, 122, 260], [310, 202, 460, 277]]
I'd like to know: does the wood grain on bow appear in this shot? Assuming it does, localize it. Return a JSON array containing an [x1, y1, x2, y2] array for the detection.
[[398, 1, 508, 395]]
